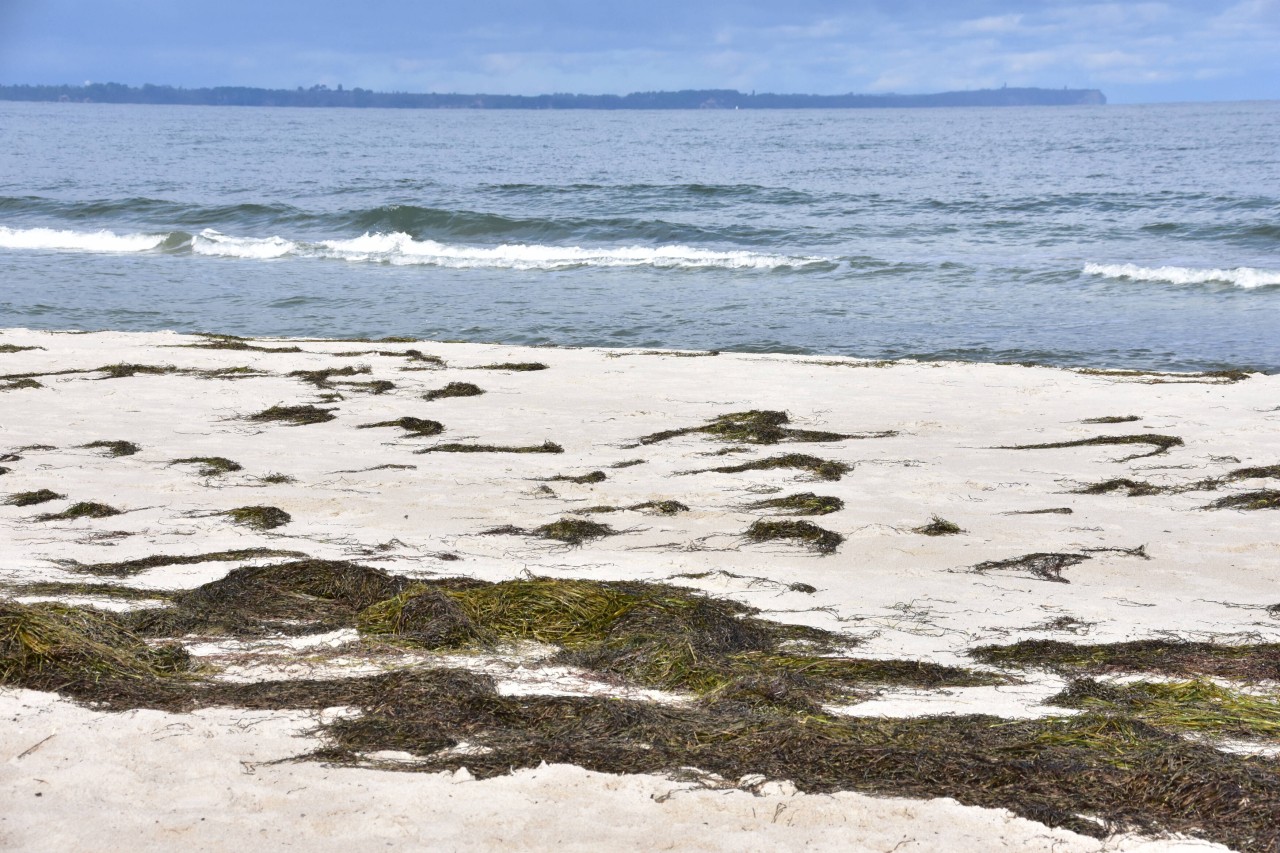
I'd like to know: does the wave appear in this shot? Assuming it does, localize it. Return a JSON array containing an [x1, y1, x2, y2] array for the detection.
[[0, 225, 168, 253], [0, 224, 825, 270], [317, 232, 821, 270], [1083, 262, 1280, 289]]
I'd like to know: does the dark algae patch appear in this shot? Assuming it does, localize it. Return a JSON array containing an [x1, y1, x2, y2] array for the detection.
[[82, 440, 141, 457], [221, 505, 291, 530], [472, 362, 548, 371], [1205, 489, 1280, 510], [0, 344, 42, 353], [60, 548, 306, 577], [170, 457, 243, 476], [913, 515, 963, 536], [417, 440, 563, 454], [544, 471, 607, 484], [531, 518, 618, 544], [1048, 678, 1280, 741], [5, 489, 64, 506], [1, 378, 43, 391], [1001, 434, 1184, 462], [701, 453, 852, 481], [423, 381, 484, 401], [970, 639, 1280, 681], [1075, 478, 1163, 496], [1081, 415, 1142, 424], [247, 404, 336, 425], [744, 492, 844, 516], [640, 410, 886, 446], [93, 363, 179, 380], [37, 501, 122, 521], [745, 520, 843, 553], [357, 417, 445, 438]]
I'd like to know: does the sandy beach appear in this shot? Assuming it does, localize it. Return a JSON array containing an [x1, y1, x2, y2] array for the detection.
[[2, 328, 1277, 852]]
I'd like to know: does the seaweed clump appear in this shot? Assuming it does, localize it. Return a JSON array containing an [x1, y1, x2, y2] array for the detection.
[[703, 453, 852, 482], [913, 515, 964, 536], [423, 381, 484, 401], [37, 502, 121, 521], [1, 378, 42, 391], [0, 600, 192, 707], [82, 440, 141, 457], [970, 552, 1090, 584], [93, 363, 178, 380], [357, 417, 444, 437], [1048, 678, 1280, 741], [1204, 490, 1280, 511], [640, 410, 877, 446], [1000, 434, 1184, 462], [5, 489, 65, 506], [221, 505, 291, 530], [170, 456, 242, 476], [745, 520, 843, 554], [1074, 479, 1164, 497], [745, 492, 844, 516], [247, 404, 336, 425], [131, 559, 410, 638], [59, 548, 305, 578], [417, 440, 562, 455], [1081, 415, 1142, 424], [544, 471, 607, 485], [971, 639, 1280, 681], [473, 362, 548, 372]]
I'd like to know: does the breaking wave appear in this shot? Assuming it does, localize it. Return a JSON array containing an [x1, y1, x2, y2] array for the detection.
[[1084, 262, 1280, 289], [0, 225, 167, 253], [0, 225, 826, 270]]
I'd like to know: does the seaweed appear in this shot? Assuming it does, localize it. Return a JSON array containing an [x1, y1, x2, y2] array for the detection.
[[702, 454, 852, 482], [0, 344, 42, 353], [257, 472, 296, 484], [1000, 434, 1184, 462], [1048, 678, 1280, 741], [745, 520, 843, 553], [610, 459, 645, 469], [1, 582, 175, 602], [185, 337, 302, 353], [170, 456, 243, 476], [36, 502, 122, 521], [544, 471, 607, 484], [1081, 415, 1141, 424], [532, 518, 618, 544], [423, 381, 484, 401], [130, 559, 411, 638], [913, 515, 964, 536], [221, 505, 291, 530], [1074, 367, 1252, 384], [970, 639, 1280, 681], [416, 440, 563, 454], [58, 548, 306, 577], [0, 378, 43, 391], [745, 492, 844, 516], [1074, 479, 1164, 497], [640, 410, 877, 446], [92, 363, 179, 380], [629, 500, 689, 515], [1204, 490, 1280, 511], [970, 552, 1090, 584], [247, 404, 336, 425], [288, 365, 370, 388], [0, 600, 192, 707], [357, 417, 445, 437], [472, 362, 548, 371], [81, 440, 141, 457], [4, 489, 64, 506]]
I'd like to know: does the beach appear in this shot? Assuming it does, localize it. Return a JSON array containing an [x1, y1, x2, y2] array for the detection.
[[2, 328, 1277, 851]]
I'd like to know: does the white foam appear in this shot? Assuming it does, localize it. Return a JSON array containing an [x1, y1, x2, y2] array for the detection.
[[0, 225, 167, 253], [1084, 262, 1280, 289], [191, 229, 295, 259], [319, 231, 822, 270]]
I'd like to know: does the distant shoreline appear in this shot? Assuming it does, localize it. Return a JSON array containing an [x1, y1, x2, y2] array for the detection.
[[0, 83, 1105, 109]]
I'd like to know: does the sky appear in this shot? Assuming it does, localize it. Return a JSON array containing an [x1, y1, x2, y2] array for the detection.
[[0, 1, 1276, 103]]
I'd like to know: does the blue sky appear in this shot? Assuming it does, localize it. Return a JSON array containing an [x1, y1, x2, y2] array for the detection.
[[1, 1, 1276, 102]]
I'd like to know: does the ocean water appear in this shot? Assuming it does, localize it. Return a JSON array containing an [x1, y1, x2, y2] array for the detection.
[[1, 100, 1277, 371]]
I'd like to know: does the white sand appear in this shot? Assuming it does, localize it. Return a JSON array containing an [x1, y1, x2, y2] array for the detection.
[[2, 328, 1275, 851]]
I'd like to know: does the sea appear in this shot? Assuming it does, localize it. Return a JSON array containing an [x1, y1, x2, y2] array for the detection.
[[1, 100, 1277, 372]]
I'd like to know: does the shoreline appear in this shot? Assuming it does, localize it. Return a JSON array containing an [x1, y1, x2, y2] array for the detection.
[[2, 328, 1277, 851]]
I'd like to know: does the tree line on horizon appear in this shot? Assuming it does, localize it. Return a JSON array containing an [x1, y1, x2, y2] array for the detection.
[[0, 82, 1106, 109]]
